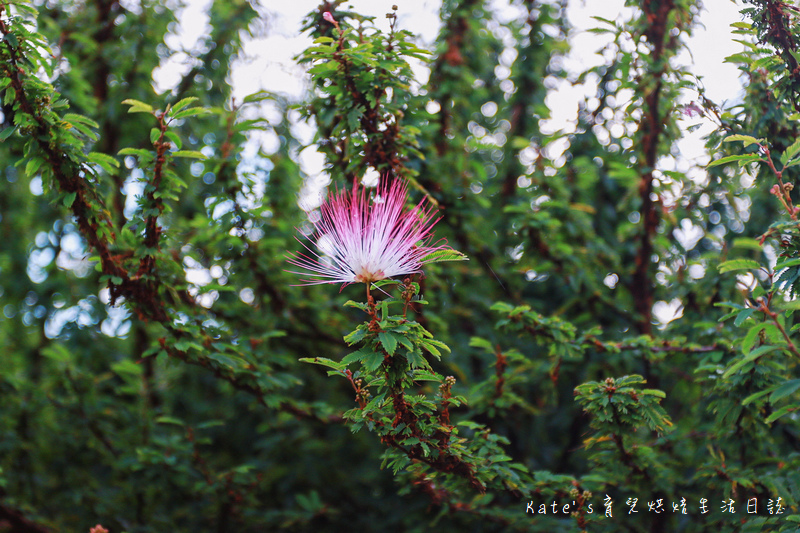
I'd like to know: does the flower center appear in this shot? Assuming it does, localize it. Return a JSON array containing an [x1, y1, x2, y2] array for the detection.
[[354, 267, 386, 283]]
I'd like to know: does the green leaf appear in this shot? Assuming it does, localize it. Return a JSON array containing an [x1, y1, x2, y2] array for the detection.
[[764, 405, 797, 424], [723, 344, 782, 378], [707, 154, 763, 168], [742, 323, 770, 355], [731, 238, 762, 252], [469, 337, 493, 350], [0, 126, 16, 141], [749, 55, 782, 72], [196, 420, 225, 430], [8, 2, 38, 17], [299, 357, 345, 371], [41, 344, 72, 363], [591, 16, 617, 27], [67, 120, 98, 141], [340, 348, 372, 365], [174, 339, 202, 351], [774, 257, 800, 270], [111, 359, 143, 376], [778, 300, 800, 311], [369, 279, 401, 291], [718, 259, 762, 273], [343, 328, 367, 345], [87, 152, 120, 174], [25, 157, 43, 176], [780, 137, 800, 165], [171, 107, 211, 120], [169, 97, 198, 115], [734, 309, 755, 327], [378, 331, 397, 355], [420, 341, 441, 358], [406, 350, 429, 368], [723, 134, 764, 147], [769, 379, 800, 403], [242, 90, 275, 104], [172, 150, 207, 159], [363, 352, 384, 372], [62, 191, 77, 207], [121, 98, 154, 114], [155, 416, 185, 426], [4, 32, 19, 49], [420, 248, 469, 263], [118, 147, 153, 158], [396, 335, 413, 352], [412, 370, 442, 382], [742, 387, 774, 406], [63, 113, 99, 129]]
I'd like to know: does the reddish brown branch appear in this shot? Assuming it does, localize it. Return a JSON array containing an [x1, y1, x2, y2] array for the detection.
[[430, 0, 479, 161], [631, 0, 677, 335], [156, 335, 343, 423], [328, 17, 406, 180], [1, 14, 174, 322], [1, 15, 121, 279], [133, 114, 169, 301], [187, 426, 215, 486], [0, 503, 52, 533], [589, 337, 723, 354], [758, 0, 800, 112], [2, 3, 345, 429], [493, 347, 507, 401]]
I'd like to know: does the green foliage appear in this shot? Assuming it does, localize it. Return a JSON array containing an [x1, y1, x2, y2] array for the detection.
[[3, 0, 800, 531], [298, 6, 427, 183], [575, 375, 672, 436]]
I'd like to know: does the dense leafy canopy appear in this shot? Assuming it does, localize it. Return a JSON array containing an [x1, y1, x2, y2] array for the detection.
[[2, 0, 800, 531]]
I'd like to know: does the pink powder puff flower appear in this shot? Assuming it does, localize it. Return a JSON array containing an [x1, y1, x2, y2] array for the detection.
[[287, 178, 453, 286]]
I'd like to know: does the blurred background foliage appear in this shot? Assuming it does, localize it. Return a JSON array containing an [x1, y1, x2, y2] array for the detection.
[[2, 0, 800, 531]]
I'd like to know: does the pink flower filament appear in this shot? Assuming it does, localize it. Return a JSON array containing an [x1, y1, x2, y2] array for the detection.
[[286, 179, 450, 286]]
